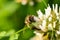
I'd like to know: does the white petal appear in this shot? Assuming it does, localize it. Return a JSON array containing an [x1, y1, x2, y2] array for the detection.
[[34, 16, 40, 22], [56, 31, 60, 34], [34, 31, 40, 36], [48, 23, 53, 30], [52, 4, 54, 11], [45, 5, 51, 18], [37, 10, 43, 19], [39, 25, 45, 31], [49, 16, 52, 21], [55, 4, 58, 13], [42, 20, 46, 27], [59, 7, 60, 13], [53, 21, 56, 28], [54, 4, 58, 16]]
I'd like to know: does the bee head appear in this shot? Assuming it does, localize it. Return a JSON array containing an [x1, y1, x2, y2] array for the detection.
[[29, 15, 36, 22], [25, 15, 36, 25]]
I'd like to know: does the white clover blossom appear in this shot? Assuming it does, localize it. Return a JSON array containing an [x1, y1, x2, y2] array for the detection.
[[30, 4, 60, 40], [36, 4, 60, 31]]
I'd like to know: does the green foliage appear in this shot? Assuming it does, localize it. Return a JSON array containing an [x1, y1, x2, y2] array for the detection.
[[0, 0, 59, 40]]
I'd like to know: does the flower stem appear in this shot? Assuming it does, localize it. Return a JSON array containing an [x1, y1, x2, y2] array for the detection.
[[15, 27, 29, 34]]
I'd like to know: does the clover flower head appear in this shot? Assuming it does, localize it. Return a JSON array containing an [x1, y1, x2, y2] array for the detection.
[[36, 4, 60, 31], [30, 4, 60, 40]]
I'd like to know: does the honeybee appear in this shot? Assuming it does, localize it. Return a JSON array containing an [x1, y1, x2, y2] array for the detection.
[[25, 15, 36, 29], [25, 15, 41, 30]]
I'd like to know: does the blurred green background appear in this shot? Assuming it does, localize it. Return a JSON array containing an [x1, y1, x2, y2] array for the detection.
[[0, 0, 60, 40]]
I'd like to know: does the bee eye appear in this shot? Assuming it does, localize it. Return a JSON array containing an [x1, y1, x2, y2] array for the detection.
[[29, 16, 35, 22]]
